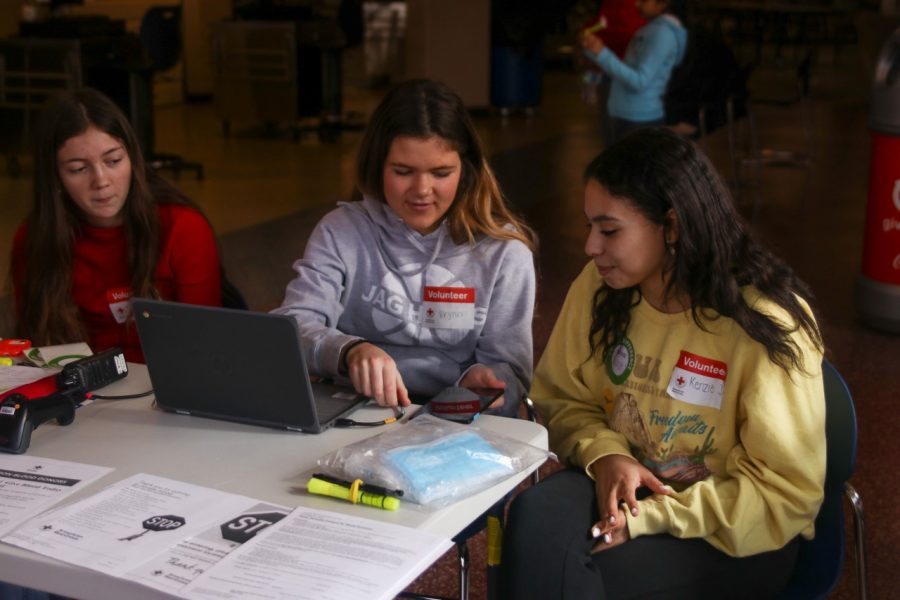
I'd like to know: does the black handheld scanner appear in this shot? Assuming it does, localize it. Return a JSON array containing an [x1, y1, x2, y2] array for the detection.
[[0, 388, 83, 455]]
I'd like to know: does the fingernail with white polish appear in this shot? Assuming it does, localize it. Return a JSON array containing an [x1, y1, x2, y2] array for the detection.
[[631, 507, 638, 516], [608, 515, 615, 525], [602, 533, 611, 544], [591, 525, 602, 539]]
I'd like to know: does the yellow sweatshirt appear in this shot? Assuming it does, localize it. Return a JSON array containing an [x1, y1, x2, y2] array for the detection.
[[533, 262, 825, 557]]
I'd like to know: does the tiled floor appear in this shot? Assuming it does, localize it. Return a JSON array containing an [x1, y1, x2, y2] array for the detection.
[[2, 18, 898, 599]]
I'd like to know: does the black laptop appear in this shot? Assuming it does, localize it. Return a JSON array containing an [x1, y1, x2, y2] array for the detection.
[[132, 299, 367, 433]]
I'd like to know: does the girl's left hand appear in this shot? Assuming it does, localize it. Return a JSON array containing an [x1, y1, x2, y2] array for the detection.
[[581, 32, 604, 55], [459, 365, 506, 410], [589, 506, 629, 553]]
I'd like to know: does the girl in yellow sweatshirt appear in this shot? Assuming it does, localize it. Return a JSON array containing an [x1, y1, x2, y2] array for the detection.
[[500, 128, 825, 599]]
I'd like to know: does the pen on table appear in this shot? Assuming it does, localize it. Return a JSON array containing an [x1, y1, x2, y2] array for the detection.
[[307, 473, 403, 511], [312, 472, 403, 497]]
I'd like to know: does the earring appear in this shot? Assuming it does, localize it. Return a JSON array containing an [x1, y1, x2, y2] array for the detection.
[[668, 244, 676, 256]]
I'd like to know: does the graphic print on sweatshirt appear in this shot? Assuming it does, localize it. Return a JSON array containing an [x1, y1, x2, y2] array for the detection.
[[360, 263, 484, 347], [610, 391, 716, 484]]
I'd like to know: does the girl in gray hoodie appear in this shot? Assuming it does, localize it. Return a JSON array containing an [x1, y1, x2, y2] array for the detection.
[[274, 79, 537, 418]]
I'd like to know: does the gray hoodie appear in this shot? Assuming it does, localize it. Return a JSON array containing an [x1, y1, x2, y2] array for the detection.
[[273, 196, 536, 416]]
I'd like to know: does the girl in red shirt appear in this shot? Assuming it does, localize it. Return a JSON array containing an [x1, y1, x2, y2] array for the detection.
[[11, 88, 223, 362]]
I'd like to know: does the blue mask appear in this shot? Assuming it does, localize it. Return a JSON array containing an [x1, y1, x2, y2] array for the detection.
[[385, 431, 514, 505]]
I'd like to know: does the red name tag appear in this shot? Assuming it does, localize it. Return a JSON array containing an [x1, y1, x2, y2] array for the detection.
[[423, 286, 475, 303], [106, 286, 133, 324], [676, 351, 728, 380], [667, 350, 728, 409]]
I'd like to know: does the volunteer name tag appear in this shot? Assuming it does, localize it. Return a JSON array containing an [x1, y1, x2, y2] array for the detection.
[[422, 286, 475, 330], [106, 287, 132, 324], [666, 350, 727, 409]]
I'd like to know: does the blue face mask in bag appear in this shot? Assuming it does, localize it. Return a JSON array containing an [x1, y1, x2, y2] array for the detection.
[[384, 431, 515, 505]]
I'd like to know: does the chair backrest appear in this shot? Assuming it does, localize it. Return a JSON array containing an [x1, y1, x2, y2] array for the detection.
[[139, 5, 182, 72], [221, 275, 248, 310], [777, 359, 858, 599], [822, 359, 858, 488]]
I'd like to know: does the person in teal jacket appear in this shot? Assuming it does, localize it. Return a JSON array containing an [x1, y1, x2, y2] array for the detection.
[[582, 0, 687, 143]]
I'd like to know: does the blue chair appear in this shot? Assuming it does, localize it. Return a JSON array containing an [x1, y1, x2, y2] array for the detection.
[[777, 359, 867, 599]]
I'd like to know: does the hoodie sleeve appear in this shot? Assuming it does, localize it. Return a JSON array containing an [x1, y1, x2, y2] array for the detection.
[[474, 240, 536, 417], [272, 214, 361, 377], [587, 21, 680, 92]]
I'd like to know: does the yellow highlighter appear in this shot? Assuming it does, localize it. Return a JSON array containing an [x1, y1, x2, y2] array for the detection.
[[307, 473, 402, 511]]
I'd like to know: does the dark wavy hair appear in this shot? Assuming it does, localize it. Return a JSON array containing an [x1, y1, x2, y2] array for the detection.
[[16, 88, 193, 345], [354, 78, 535, 251], [585, 128, 823, 372]]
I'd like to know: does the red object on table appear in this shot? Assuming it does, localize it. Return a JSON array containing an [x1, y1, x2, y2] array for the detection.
[[0, 338, 31, 357]]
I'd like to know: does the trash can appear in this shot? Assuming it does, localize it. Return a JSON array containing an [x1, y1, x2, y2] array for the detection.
[[858, 27, 900, 333]]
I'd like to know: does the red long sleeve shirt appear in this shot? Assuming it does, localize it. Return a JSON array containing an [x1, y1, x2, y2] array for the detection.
[[11, 204, 222, 362]]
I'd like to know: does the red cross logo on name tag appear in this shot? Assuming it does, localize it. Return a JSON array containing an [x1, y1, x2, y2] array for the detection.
[[106, 287, 133, 324], [422, 286, 475, 330]]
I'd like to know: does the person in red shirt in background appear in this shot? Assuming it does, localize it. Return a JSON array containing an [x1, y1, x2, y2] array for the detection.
[[580, 1, 646, 146], [10, 88, 223, 362]]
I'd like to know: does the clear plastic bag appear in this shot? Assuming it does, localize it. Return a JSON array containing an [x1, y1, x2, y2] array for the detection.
[[316, 414, 554, 507]]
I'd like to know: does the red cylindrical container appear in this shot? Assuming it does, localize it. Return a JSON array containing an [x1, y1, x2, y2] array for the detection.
[[861, 133, 900, 285], [857, 28, 900, 333]]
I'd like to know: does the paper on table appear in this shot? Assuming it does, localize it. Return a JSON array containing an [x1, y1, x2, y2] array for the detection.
[[0, 454, 113, 537], [23, 343, 93, 368], [126, 500, 291, 594], [182, 506, 453, 600], [2, 473, 275, 578], [0, 365, 56, 394]]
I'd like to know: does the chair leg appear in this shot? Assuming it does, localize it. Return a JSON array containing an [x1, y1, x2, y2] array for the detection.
[[485, 512, 503, 600], [457, 540, 469, 600], [845, 483, 868, 600], [522, 395, 540, 484]]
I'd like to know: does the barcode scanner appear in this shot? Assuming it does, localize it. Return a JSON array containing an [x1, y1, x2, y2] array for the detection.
[[0, 390, 78, 454], [0, 348, 128, 454]]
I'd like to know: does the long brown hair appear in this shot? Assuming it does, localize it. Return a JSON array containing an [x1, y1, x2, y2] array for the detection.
[[585, 128, 822, 373], [355, 79, 536, 252], [16, 88, 191, 344]]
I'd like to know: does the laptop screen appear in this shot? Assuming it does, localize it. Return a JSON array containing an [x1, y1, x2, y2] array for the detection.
[[132, 299, 365, 433]]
